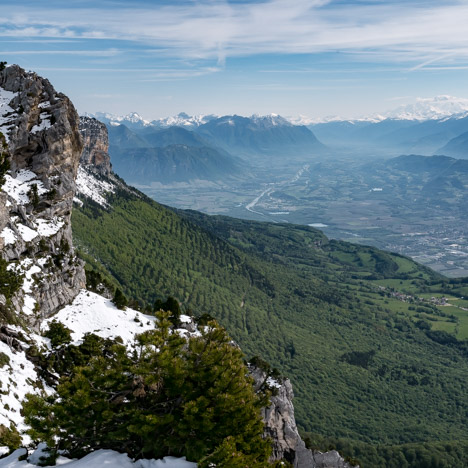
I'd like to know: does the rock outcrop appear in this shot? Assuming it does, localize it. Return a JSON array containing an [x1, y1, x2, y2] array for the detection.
[[0, 65, 85, 327], [251, 367, 358, 468], [79, 116, 112, 176]]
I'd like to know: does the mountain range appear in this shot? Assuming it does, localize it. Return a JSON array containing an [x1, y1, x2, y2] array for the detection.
[[90, 112, 325, 186]]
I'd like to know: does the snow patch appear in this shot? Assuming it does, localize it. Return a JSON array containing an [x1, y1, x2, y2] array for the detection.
[[266, 376, 282, 389], [30, 112, 52, 133], [72, 196, 83, 207], [2, 170, 47, 205], [42, 290, 156, 344], [35, 217, 64, 237], [17, 224, 38, 242], [0, 87, 18, 142], [76, 166, 115, 207], [0, 227, 16, 245], [0, 341, 42, 432]]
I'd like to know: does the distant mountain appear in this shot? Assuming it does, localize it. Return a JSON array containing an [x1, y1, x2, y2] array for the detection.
[[107, 123, 149, 149], [437, 131, 468, 159], [309, 114, 468, 154], [195, 114, 325, 157], [150, 112, 218, 129], [381, 95, 468, 121], [110, 144, 243, 184], [296, 95, 468, 126], [91, 111, 150, 130], [383, 154, 468, 174], [139, 125, 211, 148], [104, 122, 242, 184]]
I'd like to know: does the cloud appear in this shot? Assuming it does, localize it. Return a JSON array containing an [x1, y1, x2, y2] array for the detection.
[[1, 0, 468, 68], [0, 49, 121, 56]]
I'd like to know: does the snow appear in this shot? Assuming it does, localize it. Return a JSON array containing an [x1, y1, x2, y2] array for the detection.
[[289, 95, 468, 124], [150, 112, 216, 129], [35, 217, 64, 237], [75, 166, 115, 207], [72, 197, 83, 207], [17, 224, 38, 242], [0, 87, 18, 142], [0, 449, 197, 468], [382, 95, 468, 121], [42, 290, 156, 344], [266, 376, 282, 389], [92, 111, 151, 127], [179, 314, 192, 324], [2, 170, 47, 205], [30, 113, 52, 133], [251, 113, 291, 128], [0, 341, 42, 432], [0, 227, 16, 245]]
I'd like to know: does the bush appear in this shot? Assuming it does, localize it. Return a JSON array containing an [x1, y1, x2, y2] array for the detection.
[[112, 288, 128, 310], [44, 320, 72, 348], [0, 423, 21, 451]]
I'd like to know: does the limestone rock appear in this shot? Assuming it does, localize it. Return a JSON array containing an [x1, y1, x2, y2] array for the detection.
[[0, 65, 85, 328], [251, 367, 358, 468], [79, 116, 112, 176]]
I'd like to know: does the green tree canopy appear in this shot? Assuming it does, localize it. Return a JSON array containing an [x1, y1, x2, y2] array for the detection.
[[23, 313, 279, 466]]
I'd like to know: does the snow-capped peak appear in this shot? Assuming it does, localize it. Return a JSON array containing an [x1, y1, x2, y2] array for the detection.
[[150, 112, 217, 129], [287, 95, 468, 125], [380, 95, 468, 121], [90, 111, 151, 128], [250, 113, 292, 127]]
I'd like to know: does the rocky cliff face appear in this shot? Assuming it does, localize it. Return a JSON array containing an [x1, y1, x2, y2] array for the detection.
[[251, 367, 358, 468], [78, 116, 112, 176], [0, 65, 85, 327]]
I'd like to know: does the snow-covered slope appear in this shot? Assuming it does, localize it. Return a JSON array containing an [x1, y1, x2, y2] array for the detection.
[[0, 291, 154, 437], [381, 95, 468, 121], [91, 112, 151, 129], [75, 165, 115, 208], [150, 112, 217, 129], [0, 337, 48, 434], [41, 290, 156, 344]]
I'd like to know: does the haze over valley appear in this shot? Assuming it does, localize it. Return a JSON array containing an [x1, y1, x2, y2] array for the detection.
[[94, 101, 468, 278]]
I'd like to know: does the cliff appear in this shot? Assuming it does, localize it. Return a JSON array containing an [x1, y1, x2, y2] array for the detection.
[[79, 116, 112, 176], [251, 367, 358, 468], [0, 64, 85, 327]]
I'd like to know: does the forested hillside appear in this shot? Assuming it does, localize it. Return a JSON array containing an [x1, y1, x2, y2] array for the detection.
[[72, 176, 468, 467]]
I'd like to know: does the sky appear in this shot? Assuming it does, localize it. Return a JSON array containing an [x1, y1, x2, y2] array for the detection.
[[1, 0, 468, 120]]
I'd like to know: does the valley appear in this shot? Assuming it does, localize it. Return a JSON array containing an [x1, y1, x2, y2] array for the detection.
[[133, 153, 468, 278]]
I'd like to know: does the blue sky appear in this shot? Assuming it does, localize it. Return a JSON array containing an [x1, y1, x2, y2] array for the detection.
[[1, 0, 468, 120]]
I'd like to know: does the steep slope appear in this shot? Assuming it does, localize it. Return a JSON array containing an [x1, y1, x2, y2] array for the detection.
[[72, 161, 468, 464]]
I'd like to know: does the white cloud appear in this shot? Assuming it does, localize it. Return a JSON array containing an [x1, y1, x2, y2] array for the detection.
[[1, 0, 468, 67]]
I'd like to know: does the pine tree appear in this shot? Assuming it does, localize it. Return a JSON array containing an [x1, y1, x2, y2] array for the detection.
[[23, 314, 276, 465], [113, 288, 128, 310]]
